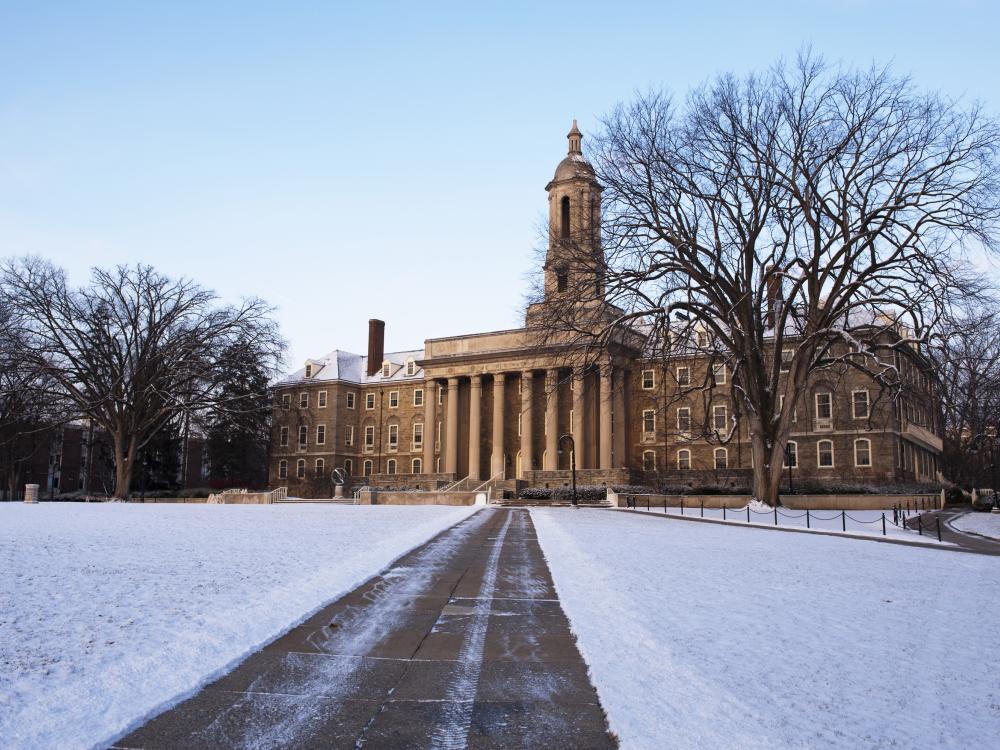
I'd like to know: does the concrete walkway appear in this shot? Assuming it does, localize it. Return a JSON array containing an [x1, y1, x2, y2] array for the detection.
[[111, 508, 616, 749], [905, 508, 1000, 556]]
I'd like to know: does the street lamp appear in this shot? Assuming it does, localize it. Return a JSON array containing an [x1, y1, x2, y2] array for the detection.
[[557, 433, 578, 507]]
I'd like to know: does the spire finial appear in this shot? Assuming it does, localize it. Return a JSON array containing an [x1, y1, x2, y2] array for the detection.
[[567, 119, 582, 155]]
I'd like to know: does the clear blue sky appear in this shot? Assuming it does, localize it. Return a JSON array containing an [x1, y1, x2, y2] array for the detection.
[[2, 1, 997, 368]]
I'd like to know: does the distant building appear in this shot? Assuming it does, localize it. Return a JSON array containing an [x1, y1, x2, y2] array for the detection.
[[271, 123, 942, 496]]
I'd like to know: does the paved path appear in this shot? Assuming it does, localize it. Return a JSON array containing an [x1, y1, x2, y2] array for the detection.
[[112, 508, 616, 749], [905, 508, 1000, 556]]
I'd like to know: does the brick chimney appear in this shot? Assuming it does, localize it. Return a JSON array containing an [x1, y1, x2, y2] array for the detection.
[[765, 270, 783, 329], [367, 319, 385, 376]]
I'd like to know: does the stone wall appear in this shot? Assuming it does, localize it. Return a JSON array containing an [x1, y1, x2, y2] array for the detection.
[[357, 490, 485, 506]]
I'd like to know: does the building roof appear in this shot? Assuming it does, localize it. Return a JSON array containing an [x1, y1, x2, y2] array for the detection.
[[279, 348, 426, 386]]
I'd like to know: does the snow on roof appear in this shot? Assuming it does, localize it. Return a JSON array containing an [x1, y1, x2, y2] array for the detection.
[[279, 348, 426, 386]]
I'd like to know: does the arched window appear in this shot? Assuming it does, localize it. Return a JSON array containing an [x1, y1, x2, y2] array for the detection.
[[642, 450, 656, 472], [560, 195, 571, 238], [387, 459, 397, 475], [557, 272, 569, 293], [296, 459, 306, 478], [784, 441, 798, 468], [714, 448, 728, 470], [817, 440, 834, 468], [278, 460, 287, 479], [363, 459, 373, 477], [854, 438, 872, 467], [677, 449, 691, 470], [315, 458, 325, 476], [412, 458, 422, 474], [344, 459, 353, 476]]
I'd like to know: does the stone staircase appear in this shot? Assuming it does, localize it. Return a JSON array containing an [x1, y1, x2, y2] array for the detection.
[[275, 497, 357, 505]]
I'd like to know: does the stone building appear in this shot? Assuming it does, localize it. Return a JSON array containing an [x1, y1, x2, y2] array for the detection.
[[270, 123, 942, 496]]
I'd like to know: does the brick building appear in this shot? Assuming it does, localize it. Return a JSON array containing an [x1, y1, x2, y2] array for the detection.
[[270, 123, 942, 496]]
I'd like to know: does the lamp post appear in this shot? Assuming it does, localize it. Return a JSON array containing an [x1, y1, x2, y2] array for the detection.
[[558, 433, 578, 507]]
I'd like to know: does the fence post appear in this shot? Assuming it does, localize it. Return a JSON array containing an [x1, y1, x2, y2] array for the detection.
[[723, 505, 726, 521], [774, 506, 778, 526], [746, 505, 750, 523], [918, 515, 923, 536], [700, 501, 704, 518], [841, 510, 846, 532], [646, 496, 650, 511], [680, 498, 684, 515], [936, 516, 942, 542], [806, 509, 810, 529], [882, 513, 886, 536], [664, 498, 667, 513]]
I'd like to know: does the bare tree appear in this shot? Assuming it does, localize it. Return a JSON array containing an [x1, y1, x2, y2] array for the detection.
[[929, 305, 1000, 488], [532, 53, 1000, 504], [2, 259, 285, 500]]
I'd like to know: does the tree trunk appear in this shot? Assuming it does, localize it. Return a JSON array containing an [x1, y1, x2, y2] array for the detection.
[[112, 434, 134, 500], [748, 416, 786, 506]]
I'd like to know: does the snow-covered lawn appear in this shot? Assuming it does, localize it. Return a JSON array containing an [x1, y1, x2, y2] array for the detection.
[[625, 504, 946, 542], [952, 510, 1000, 540], [0, 502, 479, 750], [532, 508, 1000, 750]]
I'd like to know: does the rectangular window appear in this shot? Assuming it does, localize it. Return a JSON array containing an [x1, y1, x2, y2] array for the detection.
[[318, 391, 327, 408], [406, 360, 416, 376], [780, 349, 793, 373], [278, 460, 287, 479], [713, 364, 726, 385], [855, 439, 872, 467], [364, 425, 375, 447], [298, 425, 307, 447], [315, 458, 325, 476], [677, 450, 691, 470], [346, 392, 356, 410], [345, 425, 354, 446], [413, 389, 424, 407], [852, 390, 870, 419], [697, 330, 711, 348], [779, 394, 797, 422], [281, 393, 291, 410], [365, 393, 376, 410], [643, 451, 655, 472], [413, 422, 423, 448], [815, 393, 832, 420], [436, 421, 442, 450], [296, 459, 306, 478], [641, 370, 655, 390], [438, 388, 445, 405], [316, 425, 326, 445], [643, 409, 655, 434], [382, 362, 391, 377], [713, 405, 727, 431], [714, 448, 728, 469], [279, 426, 289, 447], [784, 442, 798, 468], [388, 424, 399, 449], [299, 392, 309, 409], [817, 440, 834, 468], [389, 391, 399, 408], [676, 407, 691, 433], [517, 413, 522, 436], [676, 367, 690, 387]]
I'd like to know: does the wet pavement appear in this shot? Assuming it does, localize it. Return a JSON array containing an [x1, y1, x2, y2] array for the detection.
[[111, 508, 616, 749]]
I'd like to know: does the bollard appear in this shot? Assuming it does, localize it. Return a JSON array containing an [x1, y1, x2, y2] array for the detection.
[[747, 506, 751, 523], [664, 498, 667, 514], [936, 516, 942, 542], [700, 501, 704, 518], [918, 515, 923, 536], [774, 506, 778, 526], [882, 513, 886, 536], [723, 506, 727, 521], [24, 483, 39, 504], [841, 510, 846, 532], [681, 498, 684, 515], [646, 497, 650, 511], [806, 509, 810, 529]]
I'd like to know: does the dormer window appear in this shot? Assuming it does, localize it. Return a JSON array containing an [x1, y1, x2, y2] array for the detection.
[[382, 361, 391, 378], [406, 359, 416, 376], [305, 364, 313, 378]]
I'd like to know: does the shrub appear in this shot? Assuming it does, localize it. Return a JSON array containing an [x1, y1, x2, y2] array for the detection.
[[518, 487, 552, 500], [944, 486, 969, 506], [972, 491, 997, 512]]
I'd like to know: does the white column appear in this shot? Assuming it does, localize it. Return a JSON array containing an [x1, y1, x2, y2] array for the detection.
[[491, 373, 505, 478], [521, 371, 534, 475], [600, 364, 613, 470], [468, 375, 482, 481], [572, 370, 586, 469], [544, 369, 558, 470], [445, 377, 459, 475]]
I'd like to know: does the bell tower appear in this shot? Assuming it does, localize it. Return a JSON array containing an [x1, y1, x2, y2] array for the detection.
[[542, 120, 604, 301]]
